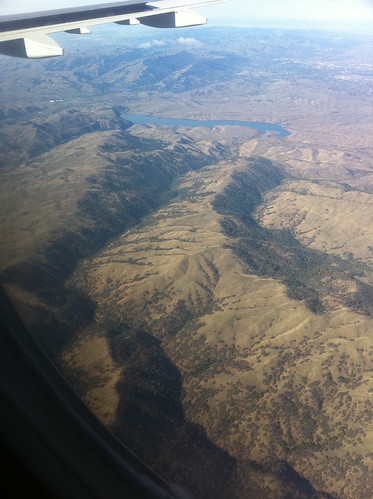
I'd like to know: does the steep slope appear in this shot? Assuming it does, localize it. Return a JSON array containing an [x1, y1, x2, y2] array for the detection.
[[0, 107, 226, 357], [1, 26, 372, 499], [258, 180, 373, 267], [66, 153, 373, 498]]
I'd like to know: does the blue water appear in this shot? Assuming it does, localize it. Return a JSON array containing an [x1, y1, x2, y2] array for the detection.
[[121, 113, 290, 137]]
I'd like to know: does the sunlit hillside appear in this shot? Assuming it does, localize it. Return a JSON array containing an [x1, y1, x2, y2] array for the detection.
[[1, 26, 372, 498]]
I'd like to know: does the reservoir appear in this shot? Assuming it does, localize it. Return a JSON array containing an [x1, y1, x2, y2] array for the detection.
[[122, 113, 290, 137]]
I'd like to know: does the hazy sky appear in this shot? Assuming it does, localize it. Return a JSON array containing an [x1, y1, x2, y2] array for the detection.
[[1, 0, 373, 25]]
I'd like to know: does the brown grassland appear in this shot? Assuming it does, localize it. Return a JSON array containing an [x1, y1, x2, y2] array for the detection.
[[0, 27, 372, 498]]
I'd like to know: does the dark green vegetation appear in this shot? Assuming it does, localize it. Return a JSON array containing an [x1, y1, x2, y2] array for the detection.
[[86, 312, 336, 499], [1, 25, 372, 499], [213, 159, 373, 316], [0, 105, 341, 497], [0, 107, 226, 358], [107, 324, 238, 499], [347, 281, 373, 317]]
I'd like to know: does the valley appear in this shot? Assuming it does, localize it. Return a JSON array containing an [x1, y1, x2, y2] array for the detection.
[[0, 26, 372, 498]]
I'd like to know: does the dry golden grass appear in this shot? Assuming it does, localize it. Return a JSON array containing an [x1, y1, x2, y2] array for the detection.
[[70, 148, 373, 498], [0, 131, 113, 271], [2, 29, 373, 497], [61, 326, 122, 426], [258, 180, 373, 265]]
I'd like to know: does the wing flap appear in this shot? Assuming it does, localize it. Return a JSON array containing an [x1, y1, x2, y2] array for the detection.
[[65, 27, 92, 34], [0, 33, 63, 58], [140, 10, 206, 28], [0, 0, 226, 58]]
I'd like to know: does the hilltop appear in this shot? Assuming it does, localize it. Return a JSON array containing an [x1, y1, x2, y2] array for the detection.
[[0, 26, 372, 498]]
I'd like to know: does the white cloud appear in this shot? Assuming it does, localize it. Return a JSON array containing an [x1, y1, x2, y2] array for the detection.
[[139, 42, 152, 49], [138, 40, 165, 49], [177, 37, 202, 48]]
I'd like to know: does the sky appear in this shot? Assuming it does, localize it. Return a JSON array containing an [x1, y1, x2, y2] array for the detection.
[[1, 0, 373, 28]]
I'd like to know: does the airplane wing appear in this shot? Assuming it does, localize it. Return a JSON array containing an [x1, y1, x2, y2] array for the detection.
[[0, 0, 226, 59]]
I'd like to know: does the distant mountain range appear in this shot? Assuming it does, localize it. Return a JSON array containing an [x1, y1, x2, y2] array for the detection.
[[1, 26, 372, 498]]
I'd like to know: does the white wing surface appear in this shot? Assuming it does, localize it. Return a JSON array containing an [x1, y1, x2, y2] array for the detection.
[[0, 0, 226, 58]]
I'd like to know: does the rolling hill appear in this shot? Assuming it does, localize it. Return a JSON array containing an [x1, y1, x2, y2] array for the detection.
[[1, 26, 372, 498]]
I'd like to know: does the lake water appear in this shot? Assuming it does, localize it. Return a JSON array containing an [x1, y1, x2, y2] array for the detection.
[[121, 113, 290, 137]]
